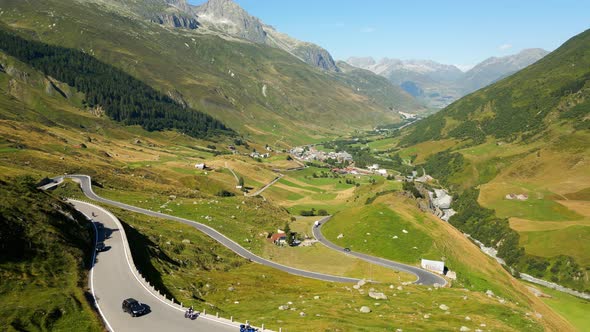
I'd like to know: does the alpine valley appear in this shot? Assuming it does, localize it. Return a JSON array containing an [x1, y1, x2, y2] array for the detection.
[[0, 1, 588, 332]]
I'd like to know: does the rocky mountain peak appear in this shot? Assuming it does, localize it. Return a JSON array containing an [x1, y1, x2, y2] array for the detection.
[[165, 0, 192, 12], [196, 0, 267, 43]]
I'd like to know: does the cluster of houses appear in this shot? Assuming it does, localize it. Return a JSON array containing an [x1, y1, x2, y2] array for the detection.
[[250, 145, 274, 159], [290, 146, 353, 163], [505, 193, 529, 201], [329, 164, 390, 176]]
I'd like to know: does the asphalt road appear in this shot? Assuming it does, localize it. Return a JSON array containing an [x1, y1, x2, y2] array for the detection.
[[312, 216, 448, 286], [71, 200, 238, 332], [245, 175, 283, 197], [60, 175, 360, 284]]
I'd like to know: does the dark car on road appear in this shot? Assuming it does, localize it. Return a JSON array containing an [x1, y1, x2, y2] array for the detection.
[[96, 242, 107, 252], [343, 247, 351, 252], [122, 298, 149, 317], [240, 324, 258, 332]]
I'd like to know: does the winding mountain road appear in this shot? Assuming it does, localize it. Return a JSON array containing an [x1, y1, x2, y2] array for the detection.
[[53, 175, 445, 287], [58, 175, 360, 284], [71, 200, 238, 332], [312, 216, 447, 286]]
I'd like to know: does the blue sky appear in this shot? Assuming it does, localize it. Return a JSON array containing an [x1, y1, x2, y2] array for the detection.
[[189, 0, 589, 69]]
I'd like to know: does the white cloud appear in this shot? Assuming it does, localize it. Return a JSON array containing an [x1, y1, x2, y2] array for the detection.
[[360, 27, 376, 33], [499, 43, 512, 51]]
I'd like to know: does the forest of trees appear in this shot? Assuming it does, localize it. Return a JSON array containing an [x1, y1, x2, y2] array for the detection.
[[0, 28, 232, 138]]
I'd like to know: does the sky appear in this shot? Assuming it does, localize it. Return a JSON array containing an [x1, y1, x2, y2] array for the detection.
[[189, 0, 590, 70]]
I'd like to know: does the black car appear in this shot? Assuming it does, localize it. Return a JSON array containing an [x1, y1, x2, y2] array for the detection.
[[122, 298, 148, 317], [240, 324, 258, 332], [96, 242, 107, 252], [343, 247, 351, 252]]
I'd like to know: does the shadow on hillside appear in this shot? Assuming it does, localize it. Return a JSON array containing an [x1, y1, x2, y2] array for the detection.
[[118, 219, 179, 301]]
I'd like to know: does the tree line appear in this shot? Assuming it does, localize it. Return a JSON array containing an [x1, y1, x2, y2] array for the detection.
[[0, 28, 232, 138]]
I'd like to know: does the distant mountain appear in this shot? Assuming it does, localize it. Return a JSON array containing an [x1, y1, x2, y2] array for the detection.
[[346, 49, 548, 109], [195, 0, 340, 71], [335, 61, 426, 114], [403, 30, 589, 145], [347, 57, 466, 108], [462, 48, 550, 92]]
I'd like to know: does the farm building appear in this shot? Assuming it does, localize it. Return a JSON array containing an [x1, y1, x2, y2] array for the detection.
[[421, 259, 445, 274], [269, 233, 287, 246]]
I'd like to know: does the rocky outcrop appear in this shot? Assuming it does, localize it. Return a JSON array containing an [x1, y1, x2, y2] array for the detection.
[[196, 0, 267, 43], [291, 43, 340, 72], [151, 13, 198, 29], [195, 0, 339, 71]]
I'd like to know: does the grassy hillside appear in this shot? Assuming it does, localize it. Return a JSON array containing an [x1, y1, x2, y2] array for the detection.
[[389, 29, 590, 293], [0, 177, 102, 331], [0, 0, 410, 145], [402, 29, 590, 146]]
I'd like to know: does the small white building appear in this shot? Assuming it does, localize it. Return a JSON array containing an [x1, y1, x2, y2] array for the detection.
[[377, 169, 388, 176], [368, 164, 380, 171], [195, 163, 206, 170], [421, 259, 445, 274]]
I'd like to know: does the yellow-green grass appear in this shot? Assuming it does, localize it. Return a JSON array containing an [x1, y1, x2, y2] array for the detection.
[[526, 283, 590, 332], [264, 216, 416, 283], [262, 241, 415, 284], [367, 137, 399, 150], [94, 186, 288, 255], [458, 134, 590, 280], [109, 207, 554, 332], [322, 203, 440, 265], [397, 139, 459, 163], [518, 226, 590, 267], [480, 185, 583, 221], [0, 260, 102, 332]]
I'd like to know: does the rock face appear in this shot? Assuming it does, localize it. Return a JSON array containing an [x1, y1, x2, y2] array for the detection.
[[134, 0, 340, 71], [290, 43, 339, 72], [196, 0, 339, 71], [196, 0, 267, 43], [151, 13, 199, 29]]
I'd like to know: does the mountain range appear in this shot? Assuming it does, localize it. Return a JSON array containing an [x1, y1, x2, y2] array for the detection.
[[0, 0, 429, 143], [347, 48, 549, 108], [103, 0, 340, 72]]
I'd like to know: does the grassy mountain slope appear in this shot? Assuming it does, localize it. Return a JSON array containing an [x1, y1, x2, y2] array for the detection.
[[0, 177, 102, 331], [336, 61, 426, 114], [0, 0, 409, 145], [403, 29, 590, 146], [394, 29, 590, 293]]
